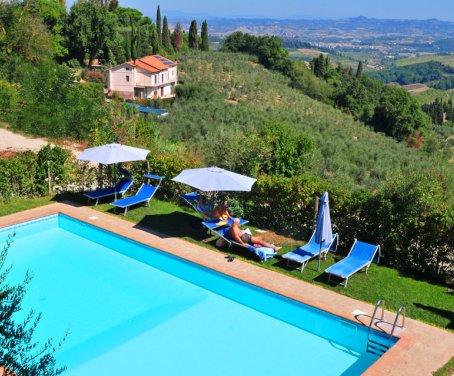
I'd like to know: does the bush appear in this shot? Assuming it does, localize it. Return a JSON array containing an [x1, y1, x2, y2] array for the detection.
[[0, 145, 77, 201], [84, 69, 105, 84]]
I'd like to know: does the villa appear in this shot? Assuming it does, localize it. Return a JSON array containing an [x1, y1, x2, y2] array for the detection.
[[107, 55, 178, 100]]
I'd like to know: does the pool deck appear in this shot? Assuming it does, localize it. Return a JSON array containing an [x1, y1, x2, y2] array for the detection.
[[0, 202, 453, 376]]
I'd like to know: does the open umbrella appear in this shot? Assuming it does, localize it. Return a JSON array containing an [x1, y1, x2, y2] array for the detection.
[[77, 143, 150, 165], [172, 167, 256, 192], [315, 192, 333, 271]]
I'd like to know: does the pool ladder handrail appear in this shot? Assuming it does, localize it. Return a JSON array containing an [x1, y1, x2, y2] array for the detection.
[[366, 299, 406, 356]]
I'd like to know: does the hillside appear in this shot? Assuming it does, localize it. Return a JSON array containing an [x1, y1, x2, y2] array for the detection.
[[160, 51, 453, 192]]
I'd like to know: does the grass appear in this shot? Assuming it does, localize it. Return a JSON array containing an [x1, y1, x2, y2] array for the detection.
[[396, 54, 454, 68], [0, 195, 55, 216], [1, 194, 453, 332], [433, 356, 454, 376]]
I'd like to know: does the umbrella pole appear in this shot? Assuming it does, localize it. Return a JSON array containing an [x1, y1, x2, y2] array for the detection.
[[318, 242, 322, 272]]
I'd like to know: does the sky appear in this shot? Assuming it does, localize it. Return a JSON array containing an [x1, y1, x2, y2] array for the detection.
[[66, 0, 454, 21]]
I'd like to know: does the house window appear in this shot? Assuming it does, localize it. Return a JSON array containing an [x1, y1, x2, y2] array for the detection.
[[125, 67, 130, 71], [154, 75, 157, 85], [126, 75, 130, 82]]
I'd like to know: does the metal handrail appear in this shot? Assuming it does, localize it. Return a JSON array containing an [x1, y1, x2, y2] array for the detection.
[[389, 305, 406, 340], [368, 298, 385, 334]]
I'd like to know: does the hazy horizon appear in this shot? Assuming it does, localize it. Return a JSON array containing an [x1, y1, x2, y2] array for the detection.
[[65, 0, 454, 22]]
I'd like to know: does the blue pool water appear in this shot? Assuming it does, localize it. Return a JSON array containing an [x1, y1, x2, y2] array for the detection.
[[0, 215, 396, 375]]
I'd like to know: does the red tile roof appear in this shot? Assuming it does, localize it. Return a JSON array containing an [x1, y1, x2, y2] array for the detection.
[[126, 55, 177, 73]]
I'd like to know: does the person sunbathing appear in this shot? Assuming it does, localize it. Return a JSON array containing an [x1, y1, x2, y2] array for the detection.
[[197, 197, 234, 221], [229, 218, 281, 251]]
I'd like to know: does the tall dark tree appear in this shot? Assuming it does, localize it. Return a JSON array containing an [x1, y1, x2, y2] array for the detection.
[[172, 22, 184, 51], [156, 5, 162, 47], [162, 16, 172, 51], [201, 20, 209, 51], [150, 24, 159, 53], [188, 19, 198, 49], [356, 61, 364, 78]]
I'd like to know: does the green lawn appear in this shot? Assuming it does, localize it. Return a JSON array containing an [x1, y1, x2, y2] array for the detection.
[[1, 195, 453, 332], [433, 356, 454, 376]]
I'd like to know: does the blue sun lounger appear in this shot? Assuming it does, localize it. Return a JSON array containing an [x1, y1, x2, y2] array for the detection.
[[325, 240, 380, 287], [282, 232, 338, 273], [212, 227, 277, 262], [84, 178, 133, 206], [111, 175, 164, 216]]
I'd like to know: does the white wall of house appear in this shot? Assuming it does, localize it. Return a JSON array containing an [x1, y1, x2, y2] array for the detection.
[[108, 61, 178, 99], [109, 64, 135, 92]]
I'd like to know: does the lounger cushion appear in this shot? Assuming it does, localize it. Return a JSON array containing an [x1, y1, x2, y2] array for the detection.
[[85, 178, 133, 199], [282, 248, 314, 264], [325, 258, 368, 279], [111, 185, 157, 208]]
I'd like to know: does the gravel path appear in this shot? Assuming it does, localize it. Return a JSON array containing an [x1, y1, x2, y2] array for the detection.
[[0, 128, 81, 156]]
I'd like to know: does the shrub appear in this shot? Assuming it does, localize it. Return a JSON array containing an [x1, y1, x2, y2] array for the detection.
[[84, 69, 105, 84]]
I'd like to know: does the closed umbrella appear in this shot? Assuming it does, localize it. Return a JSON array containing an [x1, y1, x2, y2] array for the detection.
[[315, 192, 333, 271], [77, 143, 150, 165], [172, 167, 256, 192]]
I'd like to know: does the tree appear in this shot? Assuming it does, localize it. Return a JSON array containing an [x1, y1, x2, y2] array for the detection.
[[156, 5, 162, 47], [372, 86, 431, 141], [356, 61, 364, 78], [65, 0, 116, 65], [0, 236, 65, 375], [201, 20, 209, 51], [150, 23, 159, 53], [172, 22, 183, 51], [162, 15, 172, 51], [108, 0, 118, 12], [188, 19, 198, 49], [6, 10, 55, 62]]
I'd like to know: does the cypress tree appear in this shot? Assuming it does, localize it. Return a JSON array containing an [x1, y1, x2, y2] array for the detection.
[[150, 24, 159, 53], [162, 16, 172, 51], [172, 22, 184, 51], [201, 20, 209, 51], [156, 5, 162, 47], [189, 20, 198, 49], [356, 61, 364, 78]]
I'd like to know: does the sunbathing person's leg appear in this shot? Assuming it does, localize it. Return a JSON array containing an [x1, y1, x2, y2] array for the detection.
[[250, 236, 282, 251]]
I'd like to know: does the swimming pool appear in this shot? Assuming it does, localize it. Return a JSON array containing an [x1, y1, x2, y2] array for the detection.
[[1, 214, 397, 375]]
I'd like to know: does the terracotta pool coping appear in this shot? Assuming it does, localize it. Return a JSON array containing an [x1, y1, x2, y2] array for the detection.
[[1, 202, 453, 376]]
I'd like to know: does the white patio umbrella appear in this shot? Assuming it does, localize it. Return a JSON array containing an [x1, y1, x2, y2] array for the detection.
[[172, 167, 256, 192], [77, 143, 150, 165]]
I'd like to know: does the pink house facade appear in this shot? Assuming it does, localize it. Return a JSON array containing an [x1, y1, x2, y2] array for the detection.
[[107, 55, 177, 100]]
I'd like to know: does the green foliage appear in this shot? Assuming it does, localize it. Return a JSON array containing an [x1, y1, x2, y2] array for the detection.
[[164, 51, 446, 191], [221, 32, 290, 74], [188, 20, 198, 50], [65, 0, 116, 64], [156, 5, 162, 47], [332, 75, 383, 122], [162, 16, 172, 52], [370, 61, 454, 85], [372, 86, 432, 140], [338, 173, 454, 281], [0, 145, 73, 201], [0, 235, 65, 375], [0, 79, 18, 123], [12, 60, 105, 139], [201, 20, 209, 52], [2, 5, 55, 64], [259, 121, 315, 177], [246, 174, 331, 237], [172, 22, 184, 51]]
